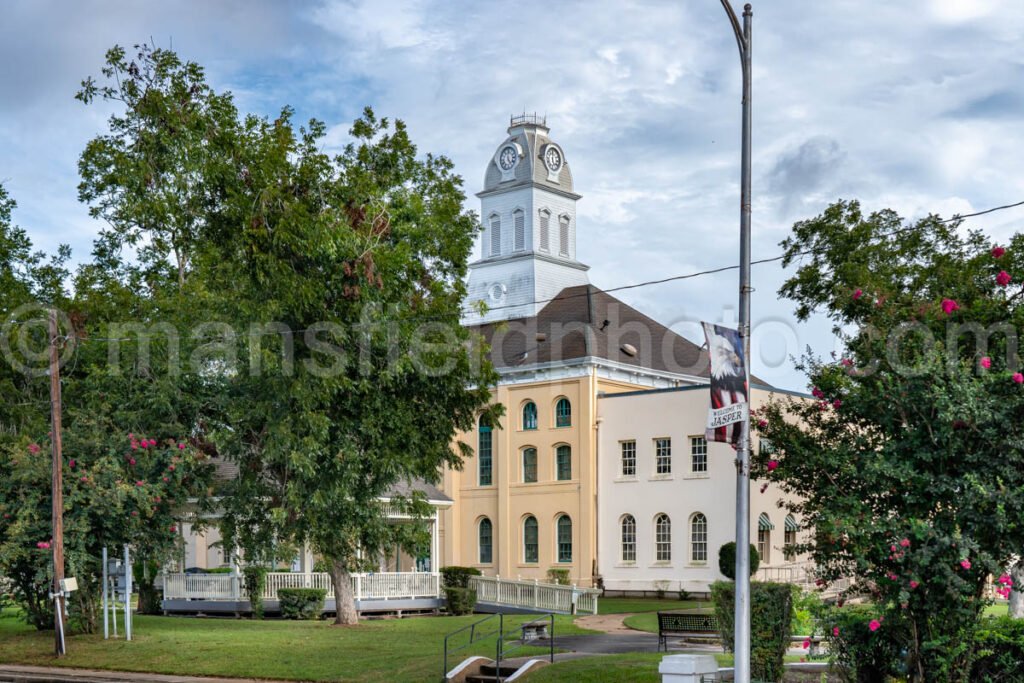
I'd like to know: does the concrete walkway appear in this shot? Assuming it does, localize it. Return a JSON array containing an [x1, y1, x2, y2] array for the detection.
[[0, 665, 293, 683]]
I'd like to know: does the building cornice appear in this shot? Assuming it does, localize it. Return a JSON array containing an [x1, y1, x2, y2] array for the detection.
[[476, 181, 582, 201]]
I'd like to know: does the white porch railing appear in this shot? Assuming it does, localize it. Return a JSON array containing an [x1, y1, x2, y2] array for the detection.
[[469, 575, 600, 615], [163, 571, 440, 602]]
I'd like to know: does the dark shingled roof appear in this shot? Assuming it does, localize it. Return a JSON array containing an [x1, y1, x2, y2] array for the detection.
[[466, 284, 711, 378]]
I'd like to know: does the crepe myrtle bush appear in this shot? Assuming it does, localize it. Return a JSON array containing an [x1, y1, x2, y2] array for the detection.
[[0, 434, 212, 632], [752, 200, 1024, 681]]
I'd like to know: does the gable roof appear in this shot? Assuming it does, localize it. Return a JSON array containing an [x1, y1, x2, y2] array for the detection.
[[465, 284, 711, 379]]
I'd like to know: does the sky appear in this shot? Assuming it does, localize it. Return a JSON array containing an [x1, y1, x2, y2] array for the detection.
[[2, 0, 1023, 390]]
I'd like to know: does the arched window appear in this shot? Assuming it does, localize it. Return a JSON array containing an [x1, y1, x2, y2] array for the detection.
[[559, 215, 570, 256], [557, 515, 573, 563], [523, 516, 539, 563], [690, 513, 708, 563], [522, 447, 538, 483], [655, 514, 672, 562], [522, 401, 538, 430], [538, 209, 550, 251], [513, 208, 525, 251], [556, 445, 572, 481], [478, 518, 493, 564], [478, 416, 493, 486], [784, 515, 798, 562], [490, 215, 501, 256], [758, 513, 774, 565], [621, 515, 636, 562], [555, 398, 571, 427]]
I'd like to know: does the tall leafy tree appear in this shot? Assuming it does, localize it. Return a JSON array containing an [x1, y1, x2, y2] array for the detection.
[[756, 200, 1024, 680]]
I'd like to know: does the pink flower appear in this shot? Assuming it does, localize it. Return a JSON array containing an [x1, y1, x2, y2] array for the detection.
[[128, 433, 135, 439], [178, 443, 186, 450], [169, 525, 177, 533], [36, 541, 51, 549], [1014, 373, 1024, 384], [168, 464, 175, 471], [993, 246, 1006, 258], [131, 511, 138, 517], [28, 443, 41, 454], [887, 572, 898, 581], [802, 639, 811, 649], [767, 459, 779, 472], [981, 357, 992, 369], [832, 626, 840, 637], [853, 289, 863, 300], [129, 458, 136, 466], [941, 299, 960, 315], [148, 439, 157, 447], [998, 574, 1013, 586], [841, 358, 853, 367], [757, 419, 768, 428], [890, 545, 897, 552], [68, 459, 76, 468], [135, 480, 144, 487], [909, 580, 919, 589], [131, 442, 139, 450], [900, 538, 910, 548], [812, 387, 825, 399], [960, 559, 972, 570], [997, 270, 1012, 286], [833, 399, 842, 409], [162, 476, 169, 483], [868, 619, 881, 632], [80, 476, 87, 482]]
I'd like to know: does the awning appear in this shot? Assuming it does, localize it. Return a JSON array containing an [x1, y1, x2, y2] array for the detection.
[[784, 515, 799, 532], [758, 513, 775, 531]]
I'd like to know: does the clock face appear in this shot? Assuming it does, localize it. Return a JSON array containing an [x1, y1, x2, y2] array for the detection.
[[488, 283, 506, 301], [498, 146, 518, 171], [544, 146, 562, 173]]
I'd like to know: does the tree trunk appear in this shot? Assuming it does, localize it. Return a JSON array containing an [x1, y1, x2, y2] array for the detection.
[[1010, 560, 1024, 618], [327, 558, 359, 626]]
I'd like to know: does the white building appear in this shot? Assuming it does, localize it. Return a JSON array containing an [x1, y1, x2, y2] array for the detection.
[[597, 384, 809, 595]]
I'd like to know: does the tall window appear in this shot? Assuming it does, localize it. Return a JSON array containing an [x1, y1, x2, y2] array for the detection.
[[690, 513, 708, 563], [478, 518, 493, 564], [555, 398, 571, 427], [690, 436, 707, 473], [655, 438, 672, 475], [513, 208, 525, 251], [522, 401, 538, 430], [559, 215, 570, 256], [523, 516, 539, 563], [620, 440, 636, 477], [478, 416, 493, 486], [539, 209, 550, 251], [655, 514, 672, 562], [784, 515, 798, 562], [522, 447, 538, 483], [758, 513, 773, 565], [557, 515, 573, 563], [489, 215, 501, 256], [556, 445, 572, 481], [621, 515, 636, 562]]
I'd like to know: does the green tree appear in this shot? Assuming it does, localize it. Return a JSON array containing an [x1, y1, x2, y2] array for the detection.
[[755, 200, 1024, 680]]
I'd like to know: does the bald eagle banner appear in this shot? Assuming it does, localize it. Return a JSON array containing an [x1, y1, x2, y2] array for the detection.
[[703, 322, 748, 444]]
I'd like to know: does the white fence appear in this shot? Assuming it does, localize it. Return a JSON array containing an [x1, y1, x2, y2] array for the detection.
[[469, 575, 600, 615], [163, 571, 440, 602]]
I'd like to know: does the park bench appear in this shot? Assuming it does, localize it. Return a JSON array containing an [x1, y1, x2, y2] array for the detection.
[[520, 621, 549, 641], [657, 611, 719, 652]]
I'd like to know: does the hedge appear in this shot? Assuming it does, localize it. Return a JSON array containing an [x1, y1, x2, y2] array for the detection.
[[440, 566, 482, 589], [711, 581, 792, 682], [971, 615, 1024, 682], [819, 604, 904, 683], [718, 542, 760, 580], [277, 587, 326, 620], [444, 586, 478, 616]]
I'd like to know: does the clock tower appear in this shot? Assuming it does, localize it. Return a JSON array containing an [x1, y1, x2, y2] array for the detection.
[[462, 114, 590, 324]]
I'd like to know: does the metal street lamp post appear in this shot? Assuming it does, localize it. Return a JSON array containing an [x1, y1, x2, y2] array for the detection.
[[719, 2, 753, 681]]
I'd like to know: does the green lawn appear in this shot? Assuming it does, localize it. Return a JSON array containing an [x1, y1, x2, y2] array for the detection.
[[597, 597, 707, 614], [0, 611, 594, 683]]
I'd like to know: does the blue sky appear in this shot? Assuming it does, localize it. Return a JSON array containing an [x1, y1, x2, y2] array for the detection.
[[2, 0, 1023, 390]]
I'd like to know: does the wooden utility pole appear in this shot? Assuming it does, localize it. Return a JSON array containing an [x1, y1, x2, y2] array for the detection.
[[48, 309, 66, 656]]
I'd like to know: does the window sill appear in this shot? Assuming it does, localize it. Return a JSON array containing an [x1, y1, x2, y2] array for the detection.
[[683, 472, 710, 480], [650, 562, 673, 568], [614, 476, 639, 483], [615, 562, 637, 568], [648, 474, 674, 481], [517, 563, 540, 568], [687, 562, 708, 567]]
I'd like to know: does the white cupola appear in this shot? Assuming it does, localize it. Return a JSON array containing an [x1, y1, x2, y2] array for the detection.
[[462, 114, 590, 324]]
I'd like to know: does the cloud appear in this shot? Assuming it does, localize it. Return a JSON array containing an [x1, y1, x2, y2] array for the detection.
[[766, 137, 845, 213]]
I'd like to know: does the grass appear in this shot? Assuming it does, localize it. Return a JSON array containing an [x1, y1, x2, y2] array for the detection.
[[525, 653, 816, 683], [597, 596, 707, 614], [0, 611, 595, 683]]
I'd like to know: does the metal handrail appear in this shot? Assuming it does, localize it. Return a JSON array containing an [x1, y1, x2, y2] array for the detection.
[[496, 613, 555, 673], [442, 613, 501, 681]]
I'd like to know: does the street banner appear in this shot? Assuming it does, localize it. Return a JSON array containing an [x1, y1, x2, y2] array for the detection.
[[703, 322, 748, 444]]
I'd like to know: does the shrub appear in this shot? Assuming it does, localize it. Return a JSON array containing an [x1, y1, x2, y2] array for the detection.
[[277, 587, 326, 620], [205, 566, 234, 574], [819, 604, 904, 683], [790, 588, 822, 637], [439, 566, 482, 589], [242, 566, 268, 619], [971, 616, 1024, 682], [711, 581, 793, 683], [678, 586, 692, 602], [444, 587, 477, 615], [547, 568, 570, 586], [718, 542, 760, 580]]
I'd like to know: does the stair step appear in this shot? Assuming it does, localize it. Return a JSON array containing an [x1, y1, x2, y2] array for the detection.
[[465, 676, 503, 683], [481, 664, 519, 676]]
